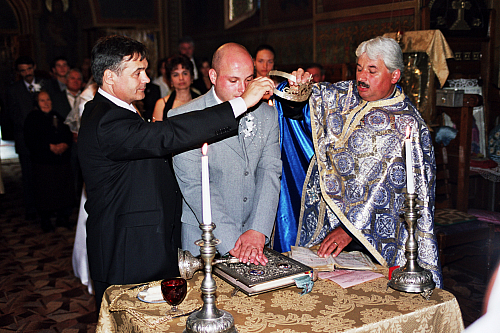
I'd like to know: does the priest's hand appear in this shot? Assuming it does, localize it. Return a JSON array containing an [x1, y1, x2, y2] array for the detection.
[[241, 76, 275, 109], [289, 68, 312, 87], [317, 227, 352, 258], [230, 229, 268, 266]]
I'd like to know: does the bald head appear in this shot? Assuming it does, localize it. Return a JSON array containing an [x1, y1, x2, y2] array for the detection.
[[209, 43, 254, 102], [211, 43, 251, 72]]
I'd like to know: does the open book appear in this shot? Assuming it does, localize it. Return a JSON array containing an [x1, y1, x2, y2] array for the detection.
[[290, 246, 376, 271]]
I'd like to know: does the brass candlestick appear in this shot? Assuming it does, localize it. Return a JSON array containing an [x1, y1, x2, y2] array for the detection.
[[387, 193, 435, 300], [183, 222, 237, 333]]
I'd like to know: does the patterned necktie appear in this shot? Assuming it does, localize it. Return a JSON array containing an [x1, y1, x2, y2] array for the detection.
[[28, 84, 34, 93]]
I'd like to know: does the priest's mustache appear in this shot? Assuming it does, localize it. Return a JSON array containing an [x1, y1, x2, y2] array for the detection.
[[357, 81, 370, 89]]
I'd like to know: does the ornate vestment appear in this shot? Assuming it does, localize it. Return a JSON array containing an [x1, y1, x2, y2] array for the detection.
[[297, 80, 442, 288]]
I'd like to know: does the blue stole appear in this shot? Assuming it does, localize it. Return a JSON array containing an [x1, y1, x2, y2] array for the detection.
[[273, 82, 314, 252]]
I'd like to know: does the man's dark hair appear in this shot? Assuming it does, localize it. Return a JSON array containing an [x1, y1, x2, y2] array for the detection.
[[50, 56, 69, 70], [166, 54, 194, 78], [157, 57, 168, 77], [253, 44, 275, 59], [306, 63, 325, 76], [91, 35, 148, 86], [15, 56, 35, 69], [178, 36, 194, 46]]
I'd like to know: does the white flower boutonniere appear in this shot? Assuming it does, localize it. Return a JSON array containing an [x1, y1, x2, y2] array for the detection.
[[241, 113, 256, 138]]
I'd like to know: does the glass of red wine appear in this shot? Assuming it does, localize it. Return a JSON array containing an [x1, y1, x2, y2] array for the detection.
[[161, 278, 187, 315]]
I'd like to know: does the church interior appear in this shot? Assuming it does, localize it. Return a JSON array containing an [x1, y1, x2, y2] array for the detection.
[[1, 0, 500, 331]]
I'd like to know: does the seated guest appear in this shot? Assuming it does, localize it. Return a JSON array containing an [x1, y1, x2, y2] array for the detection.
[[152, 54, 200, 121], [306, 63, 325, 83], [24, 90, 74, 232], [275, 36, 442, 287], [192, 57, 212, 95], [152, 57, 171, 98]]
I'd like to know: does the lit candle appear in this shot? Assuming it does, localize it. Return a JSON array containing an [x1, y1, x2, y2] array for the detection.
[[201, 143, 212, 225], [405, 126, 415, 194]]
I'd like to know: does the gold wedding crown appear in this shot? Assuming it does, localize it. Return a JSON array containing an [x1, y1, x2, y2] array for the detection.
[[269, 70, 313, 102]]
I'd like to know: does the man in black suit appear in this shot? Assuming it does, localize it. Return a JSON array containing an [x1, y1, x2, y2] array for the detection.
[[6, 56, 48, 220], [47, 57, 72, 119], [78, 35, 274, 308]]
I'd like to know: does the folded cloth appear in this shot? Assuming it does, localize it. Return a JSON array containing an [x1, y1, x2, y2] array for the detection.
[[138, 285, 164, 303], [470, 158, 498, 169]]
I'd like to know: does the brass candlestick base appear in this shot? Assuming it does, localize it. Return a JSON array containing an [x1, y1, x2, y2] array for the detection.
[[183, 223, 237, 333], [387, 193, 436, 300]]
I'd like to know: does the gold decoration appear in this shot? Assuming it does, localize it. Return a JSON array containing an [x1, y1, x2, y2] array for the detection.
[[269, 70, 313, 102]]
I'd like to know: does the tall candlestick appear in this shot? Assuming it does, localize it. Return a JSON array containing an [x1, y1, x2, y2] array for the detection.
[[405, 126, 415, 194], [201, 143, 212, 225]]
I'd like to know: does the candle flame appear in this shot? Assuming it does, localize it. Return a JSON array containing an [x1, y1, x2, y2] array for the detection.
[[202, 143, 208, 155], [268, 99, 274, 106], [405, 125, 411, 139]]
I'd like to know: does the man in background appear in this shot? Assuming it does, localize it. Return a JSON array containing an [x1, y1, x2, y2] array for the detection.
[[6, 56, 47, 221], [178, 36, 199, 80], [171, 43, 281, 266], [47, 57, 72, 118], [306, 63, 325, 83]]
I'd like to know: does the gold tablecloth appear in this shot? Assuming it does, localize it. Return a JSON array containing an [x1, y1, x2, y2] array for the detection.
[[97, 271, 464, 333]]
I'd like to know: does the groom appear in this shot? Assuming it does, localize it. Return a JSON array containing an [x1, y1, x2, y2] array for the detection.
[[170, 43, 282, 266]]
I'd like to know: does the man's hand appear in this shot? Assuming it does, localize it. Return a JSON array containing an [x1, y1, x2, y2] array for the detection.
[[241, 76, 275, 109], [289, 68, 312, 87], [229, 229, 268, 266], [317, 227, 352, 258]]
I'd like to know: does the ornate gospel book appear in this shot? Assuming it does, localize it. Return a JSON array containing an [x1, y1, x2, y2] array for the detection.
[[213, 248, 312, 296]]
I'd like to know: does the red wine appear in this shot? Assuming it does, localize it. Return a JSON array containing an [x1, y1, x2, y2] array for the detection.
[[161, 278, 187, 306]]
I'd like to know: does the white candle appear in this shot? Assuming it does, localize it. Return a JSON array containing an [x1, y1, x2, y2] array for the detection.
[[201, 143, 212, 225], [405, 126, 415, 194]]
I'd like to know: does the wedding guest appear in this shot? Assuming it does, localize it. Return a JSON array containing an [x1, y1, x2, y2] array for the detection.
[[306, 63, 325, 83], [47, 57, 72, 118], [151, 54, 199, 122], [24, 90, 74, 232], [6, 56, 48, 221], [178, 36, 199, 80], [77, 35, 274, 309], [193, 57, 212, 95], [152, 57, 171, 98], [254, 44, 275, 79], [171, 43, 281, 266], [253, 44, 278, 100]]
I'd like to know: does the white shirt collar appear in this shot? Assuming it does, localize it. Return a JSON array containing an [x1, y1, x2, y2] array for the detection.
[[98, 87, 137, 113], [212, 87, 223, 105]]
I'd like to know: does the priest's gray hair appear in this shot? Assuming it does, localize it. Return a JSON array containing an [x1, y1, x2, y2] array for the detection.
[[355, 36, 404, 75]]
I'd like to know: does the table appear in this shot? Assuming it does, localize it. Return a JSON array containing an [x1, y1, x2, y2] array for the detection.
[[97, 270, 464, 333]]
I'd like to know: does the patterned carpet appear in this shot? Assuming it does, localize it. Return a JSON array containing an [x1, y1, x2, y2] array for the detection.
[[0, 159, 494, 331], [0, 160, 97, 332]]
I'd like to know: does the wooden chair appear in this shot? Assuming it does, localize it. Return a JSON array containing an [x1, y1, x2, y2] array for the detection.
[[434, 145, 495, 280]]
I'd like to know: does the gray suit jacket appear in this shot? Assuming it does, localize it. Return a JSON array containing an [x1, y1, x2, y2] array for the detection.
[[169, 88, 282, 255]]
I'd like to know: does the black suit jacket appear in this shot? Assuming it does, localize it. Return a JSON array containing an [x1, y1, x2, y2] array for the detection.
[[78, 92, 237, 286], [46, 79, 72, 119], [6, 79, 47, 155]]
